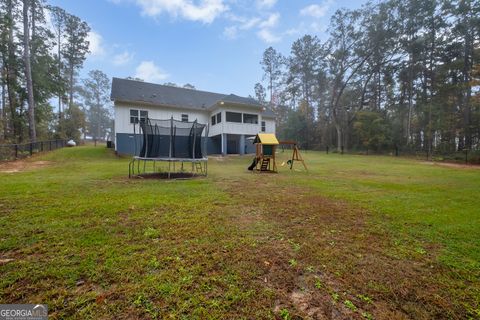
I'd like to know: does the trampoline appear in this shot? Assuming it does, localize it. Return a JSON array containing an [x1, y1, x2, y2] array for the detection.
[[128, 117, 209, 178]]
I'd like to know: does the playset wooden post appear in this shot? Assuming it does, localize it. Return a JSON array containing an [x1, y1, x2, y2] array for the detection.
[[279, 140, 308, 171]]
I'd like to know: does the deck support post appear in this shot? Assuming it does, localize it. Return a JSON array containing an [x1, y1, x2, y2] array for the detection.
[[239, 135, 245, 155]]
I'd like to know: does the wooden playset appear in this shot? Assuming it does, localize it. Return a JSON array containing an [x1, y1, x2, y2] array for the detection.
[[248, 133, 279, 172], [247, 134, 307, 173]]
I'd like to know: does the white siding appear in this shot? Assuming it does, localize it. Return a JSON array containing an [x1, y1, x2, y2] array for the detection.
[[114, 102, 209, 134], [263, 118, 276, 133], [114, 101, 276, 137], [218, 106, 263, 136], [208, 108, 223, 137]]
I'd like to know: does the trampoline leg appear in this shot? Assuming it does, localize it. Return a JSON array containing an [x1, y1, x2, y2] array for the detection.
[[130, 159, 136, 178], [143, 159, 146, 174]]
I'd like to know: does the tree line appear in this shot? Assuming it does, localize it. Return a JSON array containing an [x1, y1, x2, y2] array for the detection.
[[0, 0, 113, 145], [255, 0, 479, 156]]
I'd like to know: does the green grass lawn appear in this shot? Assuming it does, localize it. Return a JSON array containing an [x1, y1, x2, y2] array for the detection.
[[0, 146, 478, 319]]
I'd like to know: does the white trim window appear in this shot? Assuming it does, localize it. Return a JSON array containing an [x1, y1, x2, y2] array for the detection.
[[211, 112, 221, 126], [226, 112, 242, 123], [261, 121, 266, 132], [130, 109, 148, 124], [243, 113, 258, 124]]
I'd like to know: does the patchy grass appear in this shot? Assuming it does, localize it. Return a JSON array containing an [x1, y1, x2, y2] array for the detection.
[[0, 146, 479, 319]]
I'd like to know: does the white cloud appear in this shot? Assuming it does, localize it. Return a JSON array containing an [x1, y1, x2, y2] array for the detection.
[[241, 17, 261, 30], [223, 26, 238, 39], [257, 28, 280, 43], [224, 11, 281, 43], [223, 15, 263, 39], [300, 0, 333, 18], [256, 0, 277, 9], [259, 12, 279, 28], [113, 51, 135, 65], [256, 12, 281, 43], [87, 30, 106, 56], [135, 61, 169, 82], [135, 0, 228, 23]]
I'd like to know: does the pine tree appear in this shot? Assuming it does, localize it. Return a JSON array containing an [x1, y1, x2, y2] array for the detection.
[[23, 0, 36, 142]]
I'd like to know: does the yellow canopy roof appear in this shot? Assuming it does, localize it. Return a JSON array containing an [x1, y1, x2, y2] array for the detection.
[[253, 133, 279, 145]]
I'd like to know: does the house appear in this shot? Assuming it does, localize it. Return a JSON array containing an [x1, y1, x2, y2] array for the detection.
[[110, 77, 276, 155]]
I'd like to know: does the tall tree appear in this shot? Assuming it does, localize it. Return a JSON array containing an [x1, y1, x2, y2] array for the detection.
[[327, 9, 371, 151], [288, 35, 324, 107], [254, 82, 267, 105], [0, 67, 5, 141], [62, 13, 89, 109], [79, 70, 112, 142], [22, 0, 36, 142], [0, 0, 94, 143], [261, 47, 283, 104], [444, 0, 480, 150], [48, 5, 67, 116], [3, 0, 22, 142]]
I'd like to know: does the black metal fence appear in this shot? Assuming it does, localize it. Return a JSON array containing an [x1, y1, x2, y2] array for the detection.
[[0, 139, 67, 161], [321, 145, 480, 164]]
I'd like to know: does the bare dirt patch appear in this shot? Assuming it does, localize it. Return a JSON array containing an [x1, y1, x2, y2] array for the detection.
[[219, 175, 467, 319], [421, 161, 480, 170], [0, 160, 52, 173]]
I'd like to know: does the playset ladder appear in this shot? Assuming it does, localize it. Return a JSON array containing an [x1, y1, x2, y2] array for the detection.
[[260, 158, 270, 171]]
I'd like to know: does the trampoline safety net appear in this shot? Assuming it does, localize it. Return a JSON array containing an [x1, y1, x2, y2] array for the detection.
[[134, 118, 208, 159]]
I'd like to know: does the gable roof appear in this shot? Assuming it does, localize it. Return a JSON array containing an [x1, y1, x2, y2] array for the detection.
[[253, 133, 279, 145], [110, 77, 275, 119]]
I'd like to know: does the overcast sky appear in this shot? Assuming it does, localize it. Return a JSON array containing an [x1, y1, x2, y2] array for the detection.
[[49, 0, 365, 97]]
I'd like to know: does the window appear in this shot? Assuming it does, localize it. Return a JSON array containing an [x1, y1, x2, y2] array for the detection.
[[261, 121, 266, 132], [130, 109, 148, 124], [181, 114, 189, 122], [226, 112, 242, 123], [211, 112, 221, 126], [140, 110, 148, 122], [130, 110, 138, 124], [243, 113, 258, 124]]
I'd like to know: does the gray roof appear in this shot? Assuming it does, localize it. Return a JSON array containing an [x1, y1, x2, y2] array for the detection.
[[110, 77, 275, 118]]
